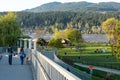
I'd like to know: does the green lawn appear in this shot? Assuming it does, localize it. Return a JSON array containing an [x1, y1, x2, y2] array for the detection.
[[57, 43, 120, 80], [57, 46, 120, 70], [74, 65, 120, 80]]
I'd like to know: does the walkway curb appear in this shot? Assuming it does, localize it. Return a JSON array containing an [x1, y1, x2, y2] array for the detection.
[[30, 64, 37, 80], [74, 63, 120, 75]]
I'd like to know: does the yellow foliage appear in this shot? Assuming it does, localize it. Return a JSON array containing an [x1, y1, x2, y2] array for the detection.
[[102, 18, 118, 44], [53, 29, 78, 40], [116, 23, 120, 59]]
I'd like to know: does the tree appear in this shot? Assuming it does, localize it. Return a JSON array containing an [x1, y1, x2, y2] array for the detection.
[[102, 18, 120, 59], [37, 38, 47, 46], [52, 29, 82, 44], [52, 29, 70, 40], [77, 22, 82, 30], [102, 18, 118, 44], [0, 12, 21, 46], [91, 26, 97, 34], [48, 38, 63, 48], [91, 26, 102, 34], [49, 29, 83, 48], [115, 23, 120, 59], [67, 29, 82, 43], [85, 23, 90, 34], [67, 22, 74, 29]]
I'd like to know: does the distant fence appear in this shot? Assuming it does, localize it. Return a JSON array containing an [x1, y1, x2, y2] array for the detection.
[[0, 47, 7, 53], [0, 47, 18, 53], [0, 46, 18, 60], [26, 49, 81, 80]]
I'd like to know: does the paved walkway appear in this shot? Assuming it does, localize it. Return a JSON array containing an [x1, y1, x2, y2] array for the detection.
[[74, 63, 120, 75], [0, 53, 33, 80]]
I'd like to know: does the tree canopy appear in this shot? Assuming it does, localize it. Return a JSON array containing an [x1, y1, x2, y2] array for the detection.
[[67, 29, 82, 43], [0, 12, 21, 46], [16, 11, 120, 33], [102, 18, 119, 44], [102, 18, 120, 59], [48, 29, 82, 48], [37, 37, 47, 46], [115, 23, 120, 59]]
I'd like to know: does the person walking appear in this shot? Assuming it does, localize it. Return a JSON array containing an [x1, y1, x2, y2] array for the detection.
[[19, 47, 26, 65], [8, 47, 13, 65]]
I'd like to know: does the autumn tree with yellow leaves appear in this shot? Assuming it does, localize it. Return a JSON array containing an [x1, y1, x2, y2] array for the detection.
[[102, 17, 120, 59], [102, 18, 118, 44]]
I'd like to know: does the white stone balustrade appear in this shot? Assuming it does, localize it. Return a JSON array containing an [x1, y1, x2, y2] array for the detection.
[[19, 38, 82, 80], [19, 38, 37, 51], [24, 39, 27, 49], [19, 38, 22, 47], [32, 39, 37, 51], [28, 39, 32, 49], [26, 49, 81, 80]]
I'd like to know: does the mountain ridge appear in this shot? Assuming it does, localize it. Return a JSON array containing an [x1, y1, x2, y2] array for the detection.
[[24, 1, 120, 12]]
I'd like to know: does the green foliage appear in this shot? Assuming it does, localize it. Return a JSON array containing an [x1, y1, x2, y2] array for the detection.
[[16, 11, 120, 33], [102, 18, 118, 44], [67, 29, 82, 43], [0, 12, 21, 46], [62, 57, 73, 65], [103, 20, 120, 59], [25, 2, 120, 12], [53, 30, 66, 40], [57, 42, 120, 70], [51, 29, 82, 47], [37, 37, 47, 46], [57, 44, 120, 79], [19, 35, 31, 39], [115, 23, 120, 59], [48, 38, 63, 48], [74, 65, 120, 80]]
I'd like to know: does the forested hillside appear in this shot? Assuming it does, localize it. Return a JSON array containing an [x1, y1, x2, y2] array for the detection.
[[1, 2, 120, 34], [17, 12, 120, 32], [24, 1, 120, 12], [1, 10, 120, 34]]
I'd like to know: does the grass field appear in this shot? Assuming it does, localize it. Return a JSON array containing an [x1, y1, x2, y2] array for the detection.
[[57, 45, 120, 70], [57, 43, 120, 80], [74, 65, 120, 80]]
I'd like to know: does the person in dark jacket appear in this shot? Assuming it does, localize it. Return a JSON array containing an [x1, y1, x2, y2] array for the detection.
[[19, 47, 26, 65], [8, 47, 13, 65]]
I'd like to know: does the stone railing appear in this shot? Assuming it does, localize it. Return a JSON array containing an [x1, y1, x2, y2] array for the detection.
[[27, 49, 81, 80], [53, 50, 91, 80]]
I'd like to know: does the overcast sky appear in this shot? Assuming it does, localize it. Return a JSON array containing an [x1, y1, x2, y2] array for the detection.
[[0, 0, 119, 12]]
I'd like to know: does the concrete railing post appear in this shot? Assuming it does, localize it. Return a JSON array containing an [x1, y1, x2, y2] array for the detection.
[[28, 39, 32, 49], [20, 39, 22, 47], [24, 39, 27, 49], [32, 39, 37, 50]]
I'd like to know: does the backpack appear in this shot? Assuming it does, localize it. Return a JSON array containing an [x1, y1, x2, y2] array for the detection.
[[20, 51, 26, 58]]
